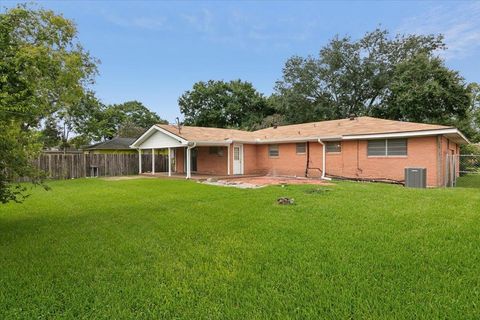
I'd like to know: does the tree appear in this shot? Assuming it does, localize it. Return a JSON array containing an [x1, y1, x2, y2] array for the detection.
[[40, 118, 61, 149], [69, 99, 166, 141], [99, 101, 166, 140], [179, 80, 273, 129], [468, 83, 480, 142], [0, 4, 97, 202], [274, 29, 446, 124], [374, 54, 471, 127]]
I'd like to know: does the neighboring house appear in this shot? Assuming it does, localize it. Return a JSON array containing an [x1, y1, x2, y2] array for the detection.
[[130, 116, 469, 187], [84, 137, 137, 154]]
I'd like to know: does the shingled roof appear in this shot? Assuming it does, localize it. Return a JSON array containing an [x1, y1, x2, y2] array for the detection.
[[131, 116, 468, 148], [252, 117, 452, 140], [158, 117, 454, 142], [157, 124, 254, 142]]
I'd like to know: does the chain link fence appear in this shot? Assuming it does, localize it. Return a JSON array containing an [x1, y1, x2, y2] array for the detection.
[[446, 154, 480, 187]]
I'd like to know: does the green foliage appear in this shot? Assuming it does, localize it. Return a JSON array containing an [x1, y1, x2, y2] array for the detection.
[[67, 96, 166, 143], [0, 4, 98, 202], [179, 79, 273, 129], [373, 54, 471, 125], [39, 118, 61, 148], [0, 121, 44, 203], [0, 179, 479, 317], [272, 28, 477, 139], [468, 82, 480, 142], [103, 101, 166, 138]]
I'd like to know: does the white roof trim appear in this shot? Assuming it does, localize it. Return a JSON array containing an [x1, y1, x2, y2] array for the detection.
[[130, 125, 189, 148], [253, 136, 327, 144], [342, 128, 470, 144], [192, 140, 232, 146]]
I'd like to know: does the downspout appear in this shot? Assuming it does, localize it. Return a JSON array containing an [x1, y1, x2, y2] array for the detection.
[[317, 138, 332, 181]]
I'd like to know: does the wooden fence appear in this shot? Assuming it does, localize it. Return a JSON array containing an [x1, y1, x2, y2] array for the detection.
[[35, 153, 169, 180]]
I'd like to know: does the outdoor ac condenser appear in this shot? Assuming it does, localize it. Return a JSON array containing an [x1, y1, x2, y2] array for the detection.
[[404, 168, 427, 188]]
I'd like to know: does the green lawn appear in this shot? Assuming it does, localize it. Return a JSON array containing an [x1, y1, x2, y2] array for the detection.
[[456, 174, 480, 188], [1, 178, 479, 319]]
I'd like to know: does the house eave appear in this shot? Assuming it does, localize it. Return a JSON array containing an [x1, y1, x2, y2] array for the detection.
[[342, 128, 470, 145]]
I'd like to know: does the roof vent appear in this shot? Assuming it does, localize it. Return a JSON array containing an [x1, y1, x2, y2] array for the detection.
[[349, 114, 356, 120], [175, 117, 182, 134], [273, 124, 278, 129]]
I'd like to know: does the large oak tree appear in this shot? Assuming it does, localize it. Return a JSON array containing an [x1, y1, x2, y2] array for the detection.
[[179, 80, 273, 129]]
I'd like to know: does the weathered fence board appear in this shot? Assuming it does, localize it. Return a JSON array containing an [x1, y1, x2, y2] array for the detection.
[[33, 153, 168, 180]]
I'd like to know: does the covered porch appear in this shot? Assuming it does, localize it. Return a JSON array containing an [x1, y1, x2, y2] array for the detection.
[[130, 125, 240, 179]]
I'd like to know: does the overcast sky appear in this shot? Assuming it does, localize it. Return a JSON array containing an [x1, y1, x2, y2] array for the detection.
[[5, 1, 480, 122]]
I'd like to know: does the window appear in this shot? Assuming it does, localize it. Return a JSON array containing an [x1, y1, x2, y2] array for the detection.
[[367, 139, 407, 156], [326, 141, 341, 153], [209, 146, 223, 156], [296, 143, 306, 154], [268, 144, 279, 157]]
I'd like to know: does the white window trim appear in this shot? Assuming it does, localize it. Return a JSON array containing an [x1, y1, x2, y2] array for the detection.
[[367, 139, 408, 157]]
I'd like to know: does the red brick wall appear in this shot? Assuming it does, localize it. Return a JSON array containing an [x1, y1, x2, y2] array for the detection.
[[175, 147, 185, 173], [196, 146, 228, 175], [174, 136, 456, 187], [243, 144, 258, 175], [254, 143, 309, 177], [175, 146, 228, 175], [251, 137, 443, 186], [323, 137, 439, 186]]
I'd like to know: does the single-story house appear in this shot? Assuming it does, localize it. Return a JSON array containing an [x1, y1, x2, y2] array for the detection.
[[130, 116, 469, 187], [84, 137, 138, 154]]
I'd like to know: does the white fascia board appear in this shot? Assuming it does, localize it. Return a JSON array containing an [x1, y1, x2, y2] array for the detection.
[[192, 140, 232, 146], [254, 136, 326, 144], [130, 125, 189, 148], [342, 128, 469, 143]]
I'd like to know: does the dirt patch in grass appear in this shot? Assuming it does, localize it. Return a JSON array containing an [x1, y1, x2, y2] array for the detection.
[[204, 176, 334, 188]]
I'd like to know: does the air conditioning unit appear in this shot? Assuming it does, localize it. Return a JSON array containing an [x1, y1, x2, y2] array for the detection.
[[405, 168, 427, 188]]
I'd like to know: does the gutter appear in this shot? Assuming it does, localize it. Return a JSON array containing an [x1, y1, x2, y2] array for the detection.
[[317, 138, 332, 181]]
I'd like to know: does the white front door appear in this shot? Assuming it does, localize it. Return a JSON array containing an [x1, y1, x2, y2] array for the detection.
[[233, 144, 243, 175]]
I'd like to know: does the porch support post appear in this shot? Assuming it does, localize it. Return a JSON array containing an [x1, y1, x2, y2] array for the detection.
[[138, 149, 142, 174], [168, 147, 172, 177], [186, 147, 191, 179], [152, 148, 155, 175], [227, 144, 231, 175]]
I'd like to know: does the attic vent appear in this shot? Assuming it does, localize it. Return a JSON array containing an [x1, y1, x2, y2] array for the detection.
[[175, 117, 182, 134]]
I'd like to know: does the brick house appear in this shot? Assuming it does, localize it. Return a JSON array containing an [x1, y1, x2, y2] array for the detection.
[[130, 116, 469, 187]]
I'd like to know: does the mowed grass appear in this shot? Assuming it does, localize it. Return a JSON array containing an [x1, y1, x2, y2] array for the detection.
[[0, 178, 479, 319], [456, 174, 480, 188]]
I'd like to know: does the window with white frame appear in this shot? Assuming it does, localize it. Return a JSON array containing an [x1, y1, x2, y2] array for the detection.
[[296, 143, 306, 154], [268, 144, 279, 157], [367, 139, 407, 156], [326, 141, 341, 153]]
